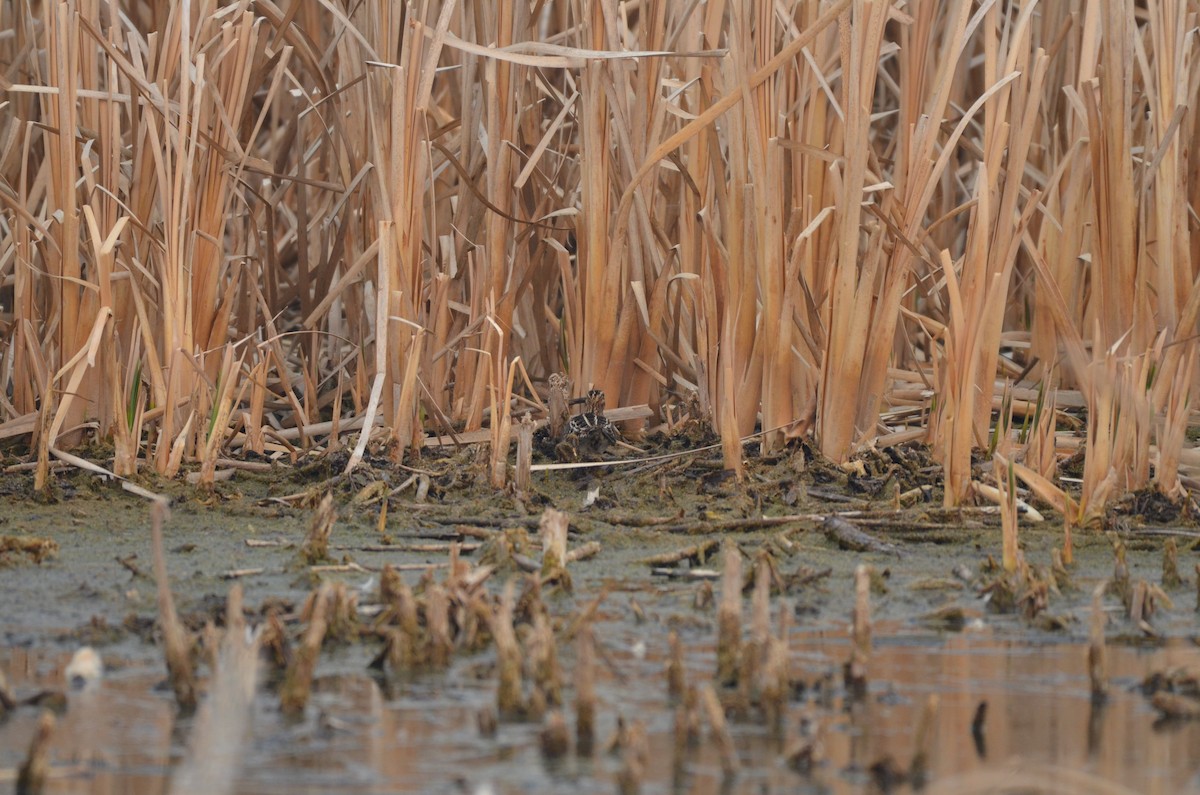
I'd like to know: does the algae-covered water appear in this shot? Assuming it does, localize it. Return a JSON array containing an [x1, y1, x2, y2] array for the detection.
[[2, 452, 1199, 794]]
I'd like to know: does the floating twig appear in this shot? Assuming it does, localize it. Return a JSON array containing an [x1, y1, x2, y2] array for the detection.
[[637, 540, 719, 567], [221, 568, 265, 579]]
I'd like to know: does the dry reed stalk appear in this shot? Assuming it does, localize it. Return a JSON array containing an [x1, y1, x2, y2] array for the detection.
[[715, 540, 743, 685], [995, 453, 1019, 573], [1155, 346, 1194, 501], [151, 501, 197, 711], [280, 581, 332, 715]]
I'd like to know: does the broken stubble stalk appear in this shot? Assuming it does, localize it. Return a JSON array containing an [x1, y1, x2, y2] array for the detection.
[[616, 718, 649, 795], [909, 694, 939, 788], [716, 540, 743, 685], [280, 581, 332, 715], [575, 621, 596, 754], [530, 609, 563, 709], [539, 710, 570, 759], [492, 579, 523, 717], [425, 583, 452, 668], [301, 493, 335, 564], [699, 681, 740, 776], [540, 507, 571, 590], [760, 610, 790, 738], [1162, 538, 1181, 589], [1088, 581, 1108, 702], [666, 630, 685, 700], [739, 555, 772, 700], [151, 501, 197, 711], [515, 412, 534, 493], [16, 710, 54, 795], [845, 563, 872, 699]]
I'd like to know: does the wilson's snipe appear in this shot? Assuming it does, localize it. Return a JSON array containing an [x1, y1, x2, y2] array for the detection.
[[555, 389, 620, 462]]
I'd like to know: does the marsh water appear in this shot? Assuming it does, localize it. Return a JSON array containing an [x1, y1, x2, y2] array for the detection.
[[2, 459, 1200, 794]]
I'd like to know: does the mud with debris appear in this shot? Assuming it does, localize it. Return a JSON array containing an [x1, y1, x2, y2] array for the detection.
[[2, 439, 1199, 794]]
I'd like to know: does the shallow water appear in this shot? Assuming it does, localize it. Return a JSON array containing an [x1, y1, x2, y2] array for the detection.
[[3, 627, 1198, 794]]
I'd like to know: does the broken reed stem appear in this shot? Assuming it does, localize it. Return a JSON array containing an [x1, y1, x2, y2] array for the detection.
[[716, 540, 743, 685], [575, 622, 596, 755], [280, 582, 332, 715], [151, 501, 197, 711], [16, 710, 54, 795], [1088, 582, 1108, 702], [699, 682, 740, 776]]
